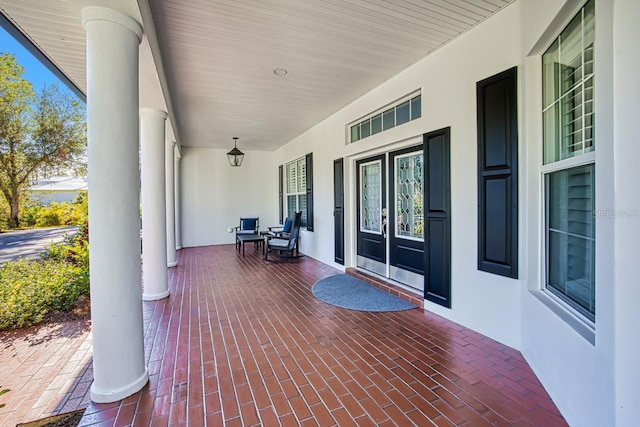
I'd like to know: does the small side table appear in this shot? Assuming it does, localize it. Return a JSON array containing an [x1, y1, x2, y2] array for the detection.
[[236, 234, 263, 257]]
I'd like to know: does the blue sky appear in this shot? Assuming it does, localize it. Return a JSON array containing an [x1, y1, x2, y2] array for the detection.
[[0, 25, 82, 100]]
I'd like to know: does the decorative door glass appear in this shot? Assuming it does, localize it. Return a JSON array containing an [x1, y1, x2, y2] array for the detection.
[[360, 161, 382, 233], [395, 152, 424, 240]]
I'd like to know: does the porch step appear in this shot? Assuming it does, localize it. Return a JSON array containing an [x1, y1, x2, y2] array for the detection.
[[345, 267, 424, 309]]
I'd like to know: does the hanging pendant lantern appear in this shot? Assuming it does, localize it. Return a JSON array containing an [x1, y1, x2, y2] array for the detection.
[[227, 137, 244, 167]]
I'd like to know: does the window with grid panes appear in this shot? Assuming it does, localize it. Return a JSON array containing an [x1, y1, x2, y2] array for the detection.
[[349, 93, 421, 143], [542, 0, 595, 321], [285, 157, 308, 227]]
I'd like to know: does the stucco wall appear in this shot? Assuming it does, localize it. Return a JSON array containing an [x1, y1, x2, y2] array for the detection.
[[612, 0, 640, 424], [518, 0, 639, 426], [181, 147, 277, 248]]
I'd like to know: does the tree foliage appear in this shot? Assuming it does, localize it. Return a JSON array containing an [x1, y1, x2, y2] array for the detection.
[[0, 53, 86, 228]]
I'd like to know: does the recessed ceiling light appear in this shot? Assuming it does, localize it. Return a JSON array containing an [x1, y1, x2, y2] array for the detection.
[[273, 68, 288, 76]]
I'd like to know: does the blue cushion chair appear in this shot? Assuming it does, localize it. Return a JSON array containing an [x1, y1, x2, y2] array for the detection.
[[267, 217, 293, 237], [234, 217, 259, 252], [235, 217, 259, 235], [265, 212, 302, 261]]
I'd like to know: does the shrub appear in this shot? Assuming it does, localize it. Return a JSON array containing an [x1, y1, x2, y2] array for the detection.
[[35, 204, 62, 226], [2, 190, 87, 230], [18, 191, 88, 229], [0, 258, 85, 330], [0, 225, 90, 331], [17, 194, 43, 228], [18, 204, 41, 228]]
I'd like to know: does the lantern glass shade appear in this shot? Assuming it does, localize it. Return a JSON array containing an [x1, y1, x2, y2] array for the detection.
[[227, 138, 244, 166]]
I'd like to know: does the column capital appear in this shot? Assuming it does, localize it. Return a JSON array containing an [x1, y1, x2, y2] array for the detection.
[[81, 6, 143, 42], [140, 108, 168, 120]]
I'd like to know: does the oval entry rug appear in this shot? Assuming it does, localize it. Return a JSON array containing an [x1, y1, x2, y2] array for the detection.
[[312, 274, 417, 312]]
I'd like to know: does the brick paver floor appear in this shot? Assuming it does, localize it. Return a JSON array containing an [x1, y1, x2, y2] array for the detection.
[[0, 316, 92, 426], [0, 244, 568, 426], [74, 245, 567, 426]]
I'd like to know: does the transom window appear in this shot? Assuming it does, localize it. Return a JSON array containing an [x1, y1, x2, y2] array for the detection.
[[350, 93, 421, 143], [542, 0, 595, 322]]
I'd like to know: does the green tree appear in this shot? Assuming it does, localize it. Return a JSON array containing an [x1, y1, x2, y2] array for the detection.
[[0, 53, 86, 228]]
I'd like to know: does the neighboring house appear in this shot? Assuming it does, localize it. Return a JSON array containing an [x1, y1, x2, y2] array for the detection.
[[26, 176, 87, 205]]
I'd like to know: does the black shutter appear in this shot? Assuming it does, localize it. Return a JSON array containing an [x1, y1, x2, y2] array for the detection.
[[424, 128, 451, 308], [305, 153, 314, 231], [477, 67, 518, 279], [278, 165, 283, 223], [333, 158, 344, 264]]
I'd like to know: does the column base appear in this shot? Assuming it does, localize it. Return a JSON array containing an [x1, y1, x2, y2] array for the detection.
[[167, 261, 178, 268], [176, 246, 182, 250], [90, 368, 148, 403], [142, 289, 170, 301]]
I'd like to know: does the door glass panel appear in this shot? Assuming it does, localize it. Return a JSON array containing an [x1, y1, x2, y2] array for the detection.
[[395, 152, 423, 240], [360, 161, 381, 233]]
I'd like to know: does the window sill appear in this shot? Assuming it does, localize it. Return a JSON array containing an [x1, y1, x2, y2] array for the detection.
[[529, 289, 595, 345]]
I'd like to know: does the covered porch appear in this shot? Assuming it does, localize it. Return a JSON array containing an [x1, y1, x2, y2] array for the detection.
[[0, 0, 639, 425]]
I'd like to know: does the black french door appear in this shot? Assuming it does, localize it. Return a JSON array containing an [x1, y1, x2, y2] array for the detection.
[[356, 147, 425, 291], [353, 132, 450, 305], [356, 154, 387, 276], [389, 145, 425, 289]]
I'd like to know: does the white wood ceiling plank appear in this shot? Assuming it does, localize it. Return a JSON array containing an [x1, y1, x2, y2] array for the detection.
[[0, 0, 515, 150]]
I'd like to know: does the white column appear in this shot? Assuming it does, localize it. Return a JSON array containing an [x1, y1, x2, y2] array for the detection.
[[165, 140, 177, 266], [140, 109, 169, 300], [175, 148, 182, 250], [81, 6, 147, 403]]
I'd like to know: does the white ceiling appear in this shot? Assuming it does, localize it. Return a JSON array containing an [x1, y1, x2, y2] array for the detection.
[[0, 0, 514, 151]]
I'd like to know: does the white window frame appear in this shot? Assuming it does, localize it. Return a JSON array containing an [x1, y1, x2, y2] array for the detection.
[[284, 157, 307, 227], [540, 0, 596, 329]]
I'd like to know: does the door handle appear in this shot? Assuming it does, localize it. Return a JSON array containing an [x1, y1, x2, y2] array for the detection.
[[381, 208, 387, 239]]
